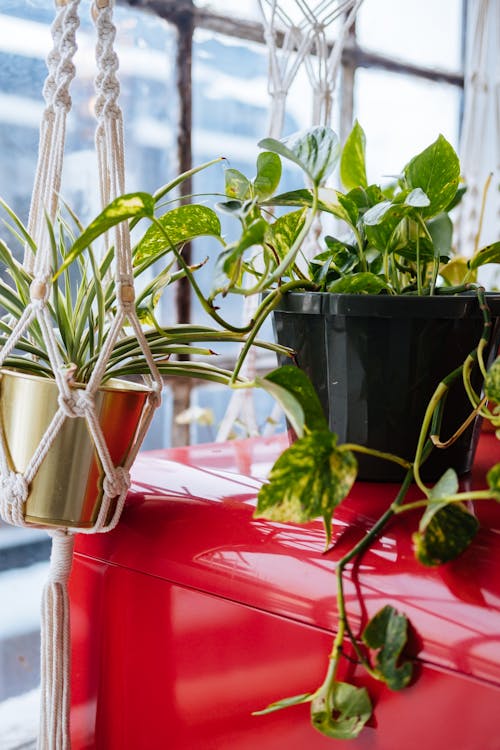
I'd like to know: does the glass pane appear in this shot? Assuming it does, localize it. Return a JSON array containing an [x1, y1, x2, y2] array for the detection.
[[357, 0, 463, 72], [191, 28, 328, 331], [0, 0, 176, 231], [354, 68, 461, 183]]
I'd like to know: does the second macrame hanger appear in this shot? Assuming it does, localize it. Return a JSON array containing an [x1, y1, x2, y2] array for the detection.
[[217, 0, 363, 443]]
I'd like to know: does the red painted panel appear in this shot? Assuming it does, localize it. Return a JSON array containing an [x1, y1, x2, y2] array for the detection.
[[70, 555, 500, 750], [70, 434, 500, 748]]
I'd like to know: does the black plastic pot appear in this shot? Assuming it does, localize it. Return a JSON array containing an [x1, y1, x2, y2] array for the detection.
[[272, 292, 500, 482]]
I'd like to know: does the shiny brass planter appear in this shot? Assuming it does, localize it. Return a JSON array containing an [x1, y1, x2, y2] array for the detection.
[[0, 369, 150, 528]]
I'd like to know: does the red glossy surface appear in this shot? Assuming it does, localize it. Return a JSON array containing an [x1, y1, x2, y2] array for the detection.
[[70, 434, 500, 749]]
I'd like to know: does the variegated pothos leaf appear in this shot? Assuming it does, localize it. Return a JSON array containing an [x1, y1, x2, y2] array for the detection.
[[255, 431, 357, 546]]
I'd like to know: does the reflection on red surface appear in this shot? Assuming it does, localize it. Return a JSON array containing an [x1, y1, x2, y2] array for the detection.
[[71, 434, 500, 749]]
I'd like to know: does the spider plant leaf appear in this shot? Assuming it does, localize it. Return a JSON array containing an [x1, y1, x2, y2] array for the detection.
[[1, 356, 53, 378], [45, 218, 75, 359], [105, 359, 236, 385], [86, 243, 105, 355], [151, 157, 223, 205], [54, 193, 155, 279], [0, 198, 36, 253], [0, 240, 31, 304], [0, 280, 28, 318]]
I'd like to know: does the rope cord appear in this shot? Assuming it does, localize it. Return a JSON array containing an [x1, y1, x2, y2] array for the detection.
[[217, 0, 364, 442], [0, 2, 164, 747]]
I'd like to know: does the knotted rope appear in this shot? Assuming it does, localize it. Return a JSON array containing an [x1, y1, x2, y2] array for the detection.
[[0, 2, 163, 747], [458, 0, 500, 263], [218, 0, 364, 442]]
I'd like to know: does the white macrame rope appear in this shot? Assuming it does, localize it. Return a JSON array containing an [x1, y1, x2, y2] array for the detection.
[[39, 531, 74, 750], [458, 0, 500, 256], [0, 2, 165, 748], [218, 0, 363, 442], [26, 0, 81, 274]]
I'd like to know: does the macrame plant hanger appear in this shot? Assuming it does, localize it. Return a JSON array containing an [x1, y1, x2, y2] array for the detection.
[[0, 1, 163, 748], [458, 0, 500, 265], [216, 0, 363, 442]]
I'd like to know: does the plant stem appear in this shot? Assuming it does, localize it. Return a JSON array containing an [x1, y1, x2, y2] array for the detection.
[[474, 173, 493, 256], [150, 217, 254, 334], [342, 444, 412, 470], [253, 184, 320, 292], [431, 396, 487, 448], [415, 225, 422, 296], [230, 278, 317, 383], [394, 489, 500, 514]]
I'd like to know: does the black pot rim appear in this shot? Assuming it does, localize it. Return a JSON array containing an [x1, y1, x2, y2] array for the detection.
[[273, 291, 500, 319]]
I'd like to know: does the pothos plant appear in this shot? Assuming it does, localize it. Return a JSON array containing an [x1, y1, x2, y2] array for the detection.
[[0, 158, 288, 388], [249, 348, 500, 740], [208, 122, 500, 381], [202, 125, 500, 739]]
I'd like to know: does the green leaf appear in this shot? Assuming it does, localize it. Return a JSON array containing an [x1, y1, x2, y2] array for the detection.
[[327, 272, 390, 294], [255, 431, 357, 547], [311, 240, 359, 282], [429, 467, 459, 500], [253, 152, 282, 199], [0, 240, 31, 305], [336, 193, 359, 227], [258, 126, 340, 185], [404, 135, 460, 218], [363, 200, 409, 227], [267, 210, 306, 261], [340, 121, 368, 191], [427, 212, 453, 259], [253, 692, 313, 716], [262, 365, 328, 432], [487, 464, 500, 493], [413, 501, 479, 567], [311, 682, 372, 740], [211, 218, 267, 297], [485, 357, 500, 402], [362, 605, 413, 690], [55, 193, 155, 278], [405, 188, 430, 208], [262, 188, 314, 208], [134, 205, 222, 267], [468, 241, 500, 271], [225, 168, 251, 200], [256, 377, 305, 439]]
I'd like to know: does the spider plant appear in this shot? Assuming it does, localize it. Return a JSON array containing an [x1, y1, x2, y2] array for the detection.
[[0, 159, 287, 387]]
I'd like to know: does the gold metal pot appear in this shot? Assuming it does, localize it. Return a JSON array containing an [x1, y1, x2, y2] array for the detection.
[[0, 369, 150, 528]]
